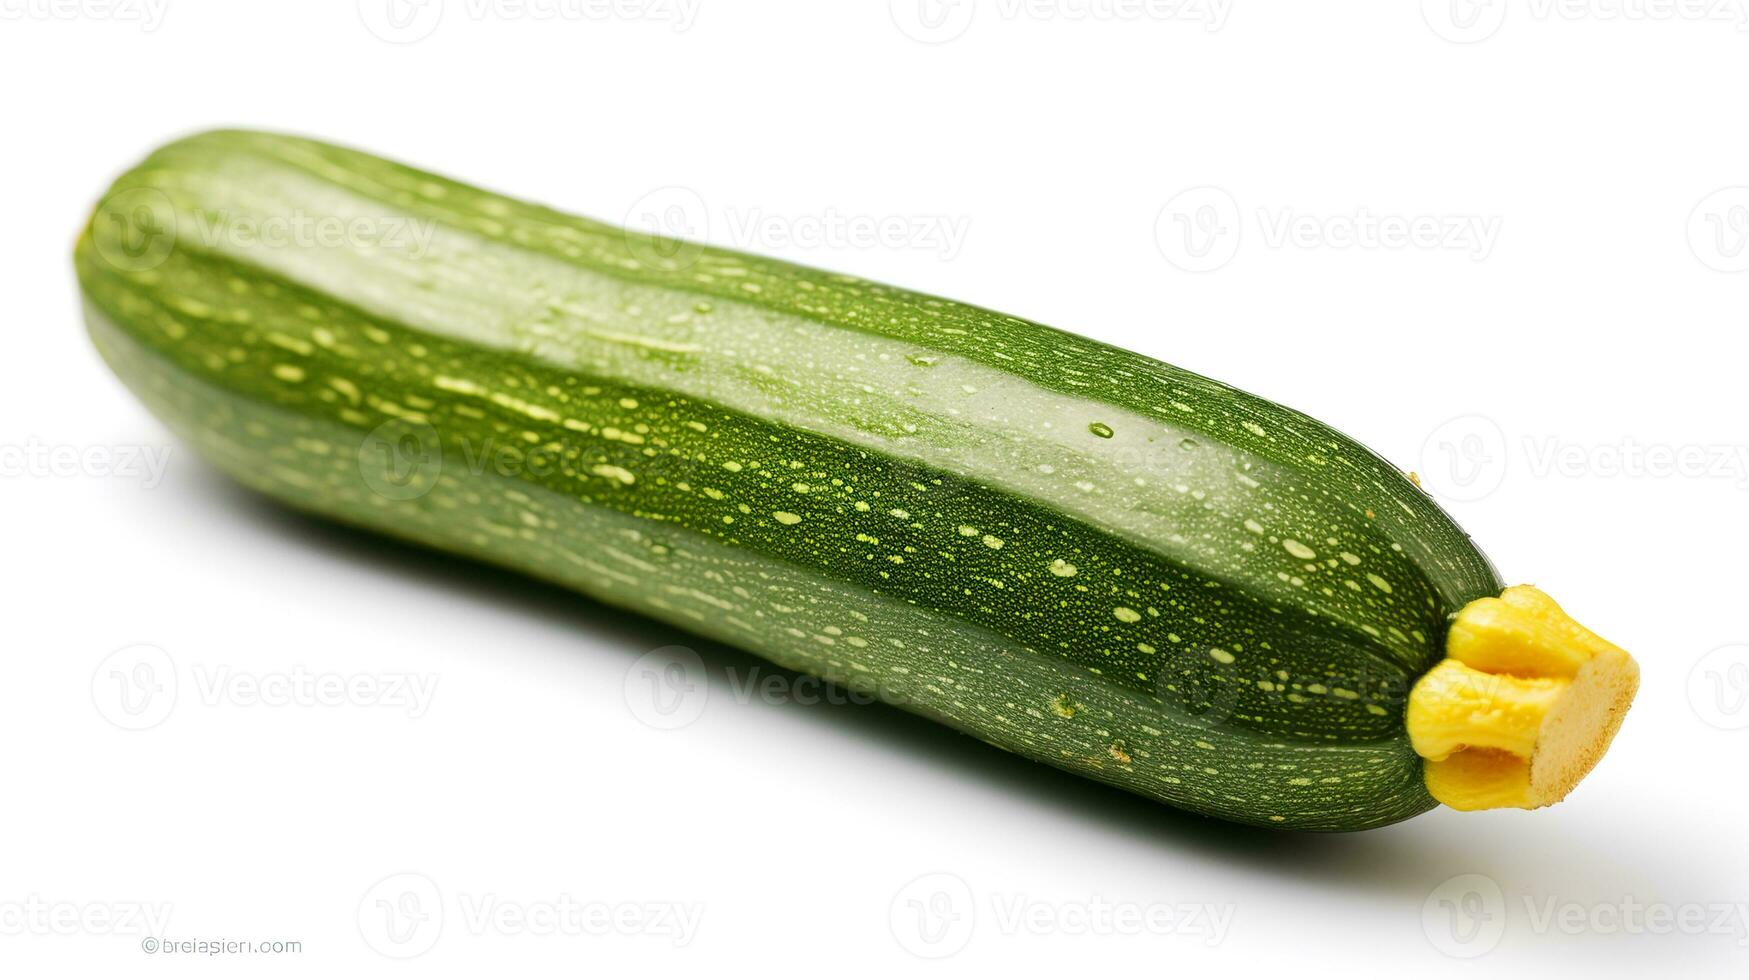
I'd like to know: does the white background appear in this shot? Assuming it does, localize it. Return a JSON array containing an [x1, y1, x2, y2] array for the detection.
[[3, 1, 1747, 976]]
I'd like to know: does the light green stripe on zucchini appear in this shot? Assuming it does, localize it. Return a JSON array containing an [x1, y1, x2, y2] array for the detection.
[[76, 130, 1502, 830]]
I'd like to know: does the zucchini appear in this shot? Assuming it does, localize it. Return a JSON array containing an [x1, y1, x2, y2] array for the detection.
[[74, 131, 1637, 831]]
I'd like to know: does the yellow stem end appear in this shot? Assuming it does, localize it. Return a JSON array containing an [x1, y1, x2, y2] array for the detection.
[[1407, 586, 1639, 812]]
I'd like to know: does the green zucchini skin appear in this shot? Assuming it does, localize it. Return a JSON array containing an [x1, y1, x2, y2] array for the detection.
[[75, 131, 1502, 831]]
